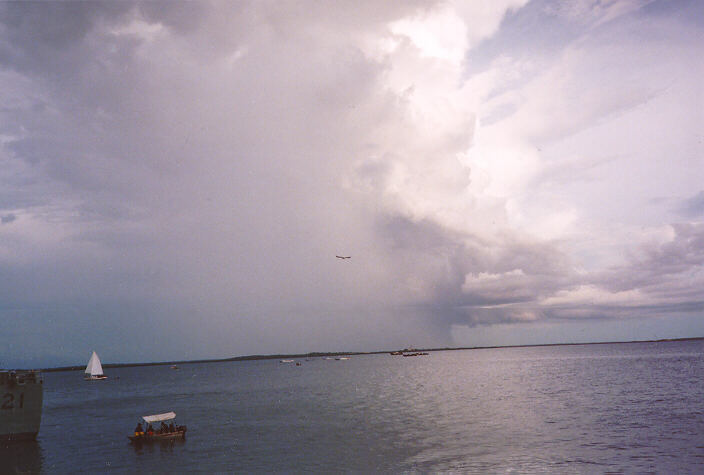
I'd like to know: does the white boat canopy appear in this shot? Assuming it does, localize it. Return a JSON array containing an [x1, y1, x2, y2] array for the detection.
[[142, 412, 176, 423]]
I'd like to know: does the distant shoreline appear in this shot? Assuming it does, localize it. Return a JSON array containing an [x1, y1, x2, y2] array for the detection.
[[39, 336, 704, 372]]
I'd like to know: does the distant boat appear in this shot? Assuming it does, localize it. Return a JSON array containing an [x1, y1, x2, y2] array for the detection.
[[280, 359, 294, 363], [84, 351, 107, 380]]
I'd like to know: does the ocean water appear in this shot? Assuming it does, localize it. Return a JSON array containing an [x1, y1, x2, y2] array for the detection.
[[3, 340, 704, 472]]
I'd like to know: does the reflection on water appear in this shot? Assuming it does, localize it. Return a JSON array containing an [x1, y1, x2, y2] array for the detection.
[[130, 438, 186, 455], [0, 440, 43, 473]]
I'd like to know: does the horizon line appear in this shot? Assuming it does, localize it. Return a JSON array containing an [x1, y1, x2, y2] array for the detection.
[[34, 336, 704, 373]]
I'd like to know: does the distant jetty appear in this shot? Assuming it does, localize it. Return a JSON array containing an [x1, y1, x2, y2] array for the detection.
[[40, 336, 704, 372]]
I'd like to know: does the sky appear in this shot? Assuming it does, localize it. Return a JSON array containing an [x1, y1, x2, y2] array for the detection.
[[1, 0, 702, 368]]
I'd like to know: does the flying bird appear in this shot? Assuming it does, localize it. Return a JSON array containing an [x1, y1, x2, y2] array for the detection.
[[336, 255, 351, 259]]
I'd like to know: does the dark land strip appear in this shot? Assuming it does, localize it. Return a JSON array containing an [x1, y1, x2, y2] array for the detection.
[[38, 336, 704, 373]]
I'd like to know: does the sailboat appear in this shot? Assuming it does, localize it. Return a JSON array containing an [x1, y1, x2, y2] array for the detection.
[[84, 351, 107, 380]]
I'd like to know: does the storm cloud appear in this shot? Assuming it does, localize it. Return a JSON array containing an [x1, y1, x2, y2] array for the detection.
[[0, 0, 702, 367]]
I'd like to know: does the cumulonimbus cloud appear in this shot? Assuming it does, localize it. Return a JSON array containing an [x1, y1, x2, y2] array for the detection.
[[0, 0, 702, 365]]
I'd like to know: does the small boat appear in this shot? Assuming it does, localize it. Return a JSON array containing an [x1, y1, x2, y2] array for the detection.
[[84, 351, 107, 380], [335, 357, 350, 361], [128, 412, 186, 443], [170, 365, 179, 370], [280, 359, 294, 363]]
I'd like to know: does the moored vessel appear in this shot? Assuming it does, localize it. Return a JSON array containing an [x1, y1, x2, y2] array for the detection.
[[0, 370, 43, 442]]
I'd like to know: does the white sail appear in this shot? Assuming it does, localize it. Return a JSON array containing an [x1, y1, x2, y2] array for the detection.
[[85, 351, 104, 376]]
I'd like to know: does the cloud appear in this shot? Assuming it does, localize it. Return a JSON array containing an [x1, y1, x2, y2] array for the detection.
[[544, 0, 655, 27], [604, 223, 704, 291], [0, 1, 702, 365], [539, 223, 704, 319], [439, 222, 704, 328], [541, 285, 645, 307], [678, 191, 704, 218]]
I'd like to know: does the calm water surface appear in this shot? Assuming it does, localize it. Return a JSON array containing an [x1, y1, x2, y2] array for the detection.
[[3, 340, 704, 472]]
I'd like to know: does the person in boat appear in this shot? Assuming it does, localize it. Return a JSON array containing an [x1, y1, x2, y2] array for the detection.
[[169, 422, 175, 433], [134, 423, 144, 437], [146, 423, 154, 436]]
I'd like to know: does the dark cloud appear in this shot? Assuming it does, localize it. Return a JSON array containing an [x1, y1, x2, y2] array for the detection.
[[537, 223, 704, 321], [0, 2, 132, 76], [394, 219, 704, 328], [613, 223, 704, 289], [0, 0, 701, 366], [374, 213, 576, 327], [137, 1, 207, 34]]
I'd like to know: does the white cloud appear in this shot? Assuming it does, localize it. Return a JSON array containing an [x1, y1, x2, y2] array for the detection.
[[464, 268, 525, 285], [0, 0, 702, 366], [390, 4, 468, 64], [110, 16, 165, 42], [541, 285, 645, 307]]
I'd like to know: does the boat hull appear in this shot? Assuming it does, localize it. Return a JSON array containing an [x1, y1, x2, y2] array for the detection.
[[129, 429, 187, 443], [84, 375, 107, 381], [0, 371, 43, 443]]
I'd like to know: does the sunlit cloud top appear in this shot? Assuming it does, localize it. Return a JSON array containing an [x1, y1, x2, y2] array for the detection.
[[0, 0, 702, 367]]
